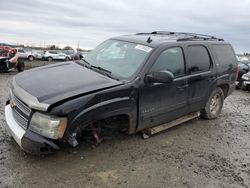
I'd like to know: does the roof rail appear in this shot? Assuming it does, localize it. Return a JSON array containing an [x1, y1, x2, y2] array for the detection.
[[136, 31, 224, 42]]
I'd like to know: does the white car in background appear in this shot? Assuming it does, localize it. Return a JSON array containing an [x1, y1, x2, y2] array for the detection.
[[43, 50, 71, 61], [17, 48, 36, 61]]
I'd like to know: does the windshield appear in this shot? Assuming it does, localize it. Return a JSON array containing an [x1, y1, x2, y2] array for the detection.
[[84, 39, 152, 80]]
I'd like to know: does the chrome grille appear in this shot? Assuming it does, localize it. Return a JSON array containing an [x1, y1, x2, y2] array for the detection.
[[13, 95, 31, 116], [11, 94, 31, 129]]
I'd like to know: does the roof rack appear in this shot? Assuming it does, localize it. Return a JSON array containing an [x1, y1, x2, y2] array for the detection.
[[136, 31, 224, 42]]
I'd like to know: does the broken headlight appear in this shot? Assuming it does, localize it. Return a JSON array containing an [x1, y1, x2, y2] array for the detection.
[[30, 112, 67, 139]]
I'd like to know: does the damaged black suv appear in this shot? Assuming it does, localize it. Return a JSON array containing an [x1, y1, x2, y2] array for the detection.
[[5, 31, 237, 155]]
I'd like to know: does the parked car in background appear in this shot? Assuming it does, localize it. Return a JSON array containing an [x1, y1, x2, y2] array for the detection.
[[241, 71, 250, 91], [236, 61, 250, 89], [0, 46, 24, 72], [4, 31, 237, 155], [17, 48, 36, 61], [32, 50, 45, 60], [43, 50, 71, 61]]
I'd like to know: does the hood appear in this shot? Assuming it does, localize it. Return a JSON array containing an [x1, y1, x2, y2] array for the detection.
[[14, 62, 123, 110]]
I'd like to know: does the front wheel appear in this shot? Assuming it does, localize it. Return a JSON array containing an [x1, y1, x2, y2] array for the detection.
[[16, 61, 25, 72], [201, 87, 224, 119], [65, 57, 70, 61], [28, 56, 34, 61]]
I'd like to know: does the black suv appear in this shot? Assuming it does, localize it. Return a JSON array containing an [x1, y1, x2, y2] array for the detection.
[[5, 31, 237, 154]]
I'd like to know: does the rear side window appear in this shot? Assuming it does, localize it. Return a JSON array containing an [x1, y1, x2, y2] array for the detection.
[[212, 44, 236, 65], [150, 47, 185, 77], [187, 46, 211, 73]]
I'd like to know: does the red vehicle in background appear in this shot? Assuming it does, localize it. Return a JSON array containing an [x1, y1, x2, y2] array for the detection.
[[0, 46, 24, 72]]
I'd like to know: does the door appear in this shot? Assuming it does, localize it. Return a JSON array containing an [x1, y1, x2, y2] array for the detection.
[[138, 47, 189, 130], [186, 45, 216, 113]]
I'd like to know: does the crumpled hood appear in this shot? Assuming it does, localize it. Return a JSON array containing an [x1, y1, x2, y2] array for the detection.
[[14, 62, 123, 109]]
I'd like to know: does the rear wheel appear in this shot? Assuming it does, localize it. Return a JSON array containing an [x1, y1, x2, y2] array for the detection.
[[47, 57, 53, 62], [201, 87, 224, 119], [16, 61, 25, 72]]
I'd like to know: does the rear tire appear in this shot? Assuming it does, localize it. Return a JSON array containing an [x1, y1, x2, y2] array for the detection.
[[16, 61, 25, 72], [201, 87, 224, 119], [47, 57, 53, 62]]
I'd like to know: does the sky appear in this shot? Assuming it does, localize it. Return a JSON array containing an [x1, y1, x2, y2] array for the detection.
[[0, 0, 250, 53]]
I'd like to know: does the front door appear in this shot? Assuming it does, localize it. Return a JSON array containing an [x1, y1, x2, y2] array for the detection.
[[138, 47, 189, 131]]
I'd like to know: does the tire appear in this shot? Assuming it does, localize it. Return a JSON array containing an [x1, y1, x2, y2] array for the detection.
[[65, 57, 70, 61], [236, 81, 243, 90], [47, 57, 53, 62], [28, 56, 34, 61], [16, 61, 25, 72], [201, 87, 224, 119]]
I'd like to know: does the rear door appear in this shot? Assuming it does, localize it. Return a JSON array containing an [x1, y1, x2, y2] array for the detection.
[[185, 45, 216, 113]]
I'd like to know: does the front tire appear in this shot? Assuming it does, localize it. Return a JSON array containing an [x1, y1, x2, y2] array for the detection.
[[28, 55, 34, 61], [16, 61, 25, 72], [201, 87, 224, 119]]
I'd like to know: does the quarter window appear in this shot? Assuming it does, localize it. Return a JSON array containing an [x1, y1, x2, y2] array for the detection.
[[150, 47, 185, 77], [187, 46, 211, 73]]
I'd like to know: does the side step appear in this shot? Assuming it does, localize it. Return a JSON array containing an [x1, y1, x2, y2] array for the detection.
[[142, 111, 200, 139]]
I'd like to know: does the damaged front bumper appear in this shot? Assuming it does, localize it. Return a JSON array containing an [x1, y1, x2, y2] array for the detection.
[[5, 105, 59, 155]]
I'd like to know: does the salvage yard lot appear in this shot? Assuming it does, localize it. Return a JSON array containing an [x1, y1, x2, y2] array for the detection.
[[0, 66, 250, 188]]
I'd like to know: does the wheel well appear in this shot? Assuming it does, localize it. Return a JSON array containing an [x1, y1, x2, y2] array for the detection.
[[94, 114, 130, 131], [218, 84, 229, 98], [74, 114, 130, 145]]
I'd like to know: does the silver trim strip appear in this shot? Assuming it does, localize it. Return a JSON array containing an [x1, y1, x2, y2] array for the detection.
[[12, 78, 50, 111], [5, 105, 26, 147]]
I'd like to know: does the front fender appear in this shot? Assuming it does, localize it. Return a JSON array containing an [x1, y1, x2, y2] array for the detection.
[[67, 97, 137, 136]]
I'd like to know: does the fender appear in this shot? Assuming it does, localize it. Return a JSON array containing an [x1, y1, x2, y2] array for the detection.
[[67, 96, 138, 136]]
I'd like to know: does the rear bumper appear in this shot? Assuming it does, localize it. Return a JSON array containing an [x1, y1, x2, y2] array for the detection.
[[5, 105, 59, 155]]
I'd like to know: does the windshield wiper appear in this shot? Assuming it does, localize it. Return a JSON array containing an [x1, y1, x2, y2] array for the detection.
[[91, 65, 112, 74], [90, 65, 119, 80]]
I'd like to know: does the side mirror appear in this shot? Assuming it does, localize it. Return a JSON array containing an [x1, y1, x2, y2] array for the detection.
[[145, 70, 174, 84]]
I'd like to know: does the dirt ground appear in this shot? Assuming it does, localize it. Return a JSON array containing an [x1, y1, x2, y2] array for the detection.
[[0, 67, 250, 188]]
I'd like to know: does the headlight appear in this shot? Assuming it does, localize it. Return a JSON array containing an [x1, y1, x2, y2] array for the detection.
[[30, 112, 67, 139], [242, 75, 250, 81]]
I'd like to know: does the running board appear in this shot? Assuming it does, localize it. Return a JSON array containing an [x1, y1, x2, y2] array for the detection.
[[142, 112, 200, 139]]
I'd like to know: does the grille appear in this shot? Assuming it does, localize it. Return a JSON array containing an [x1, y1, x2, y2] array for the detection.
[[12, 95, 31, 129]]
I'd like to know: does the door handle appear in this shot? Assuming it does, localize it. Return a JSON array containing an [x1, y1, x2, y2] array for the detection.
[[177, 84, 189, 90]]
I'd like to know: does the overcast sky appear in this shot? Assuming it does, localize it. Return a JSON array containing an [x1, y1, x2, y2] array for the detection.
[[0, 0, 250, 52]]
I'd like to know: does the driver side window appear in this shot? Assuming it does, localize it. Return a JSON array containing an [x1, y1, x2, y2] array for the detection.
[[150, 47, 185, 77]]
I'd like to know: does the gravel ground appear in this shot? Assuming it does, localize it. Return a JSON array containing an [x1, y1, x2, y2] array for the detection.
[[0, 65, 250, 188]]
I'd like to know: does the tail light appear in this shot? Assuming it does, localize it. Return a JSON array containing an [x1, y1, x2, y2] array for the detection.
[[236, 65, 239, 79]]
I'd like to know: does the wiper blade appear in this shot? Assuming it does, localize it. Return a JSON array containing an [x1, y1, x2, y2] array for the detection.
[[90, 65, 119, 80], [91, 65, 112, 74]]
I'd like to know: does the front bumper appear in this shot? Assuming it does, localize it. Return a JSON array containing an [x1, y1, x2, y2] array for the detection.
[[243, 81, 250, 85], [5, 105, 59, 155]]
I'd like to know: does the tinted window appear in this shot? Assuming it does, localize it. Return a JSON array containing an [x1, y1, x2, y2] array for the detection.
[[212, 44, 236, 65], [49, 51, 57, 54], [18, 49, 25, 53], [150, 47, 185, 77], [187, 46, 211, 73]]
